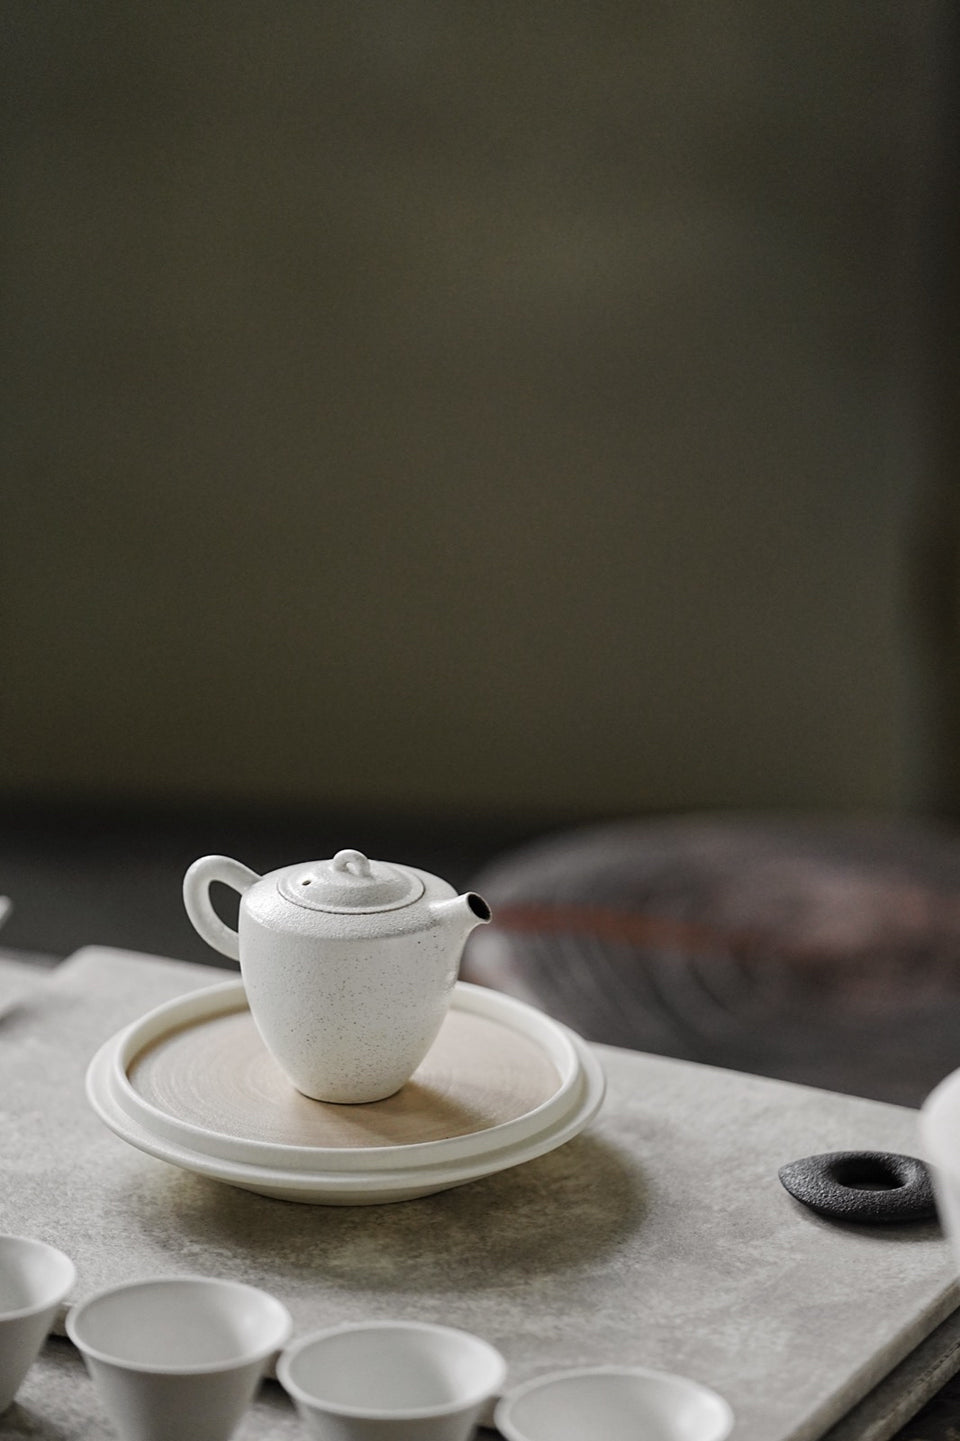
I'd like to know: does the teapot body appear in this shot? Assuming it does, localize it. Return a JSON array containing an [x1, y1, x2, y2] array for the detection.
[[182, 852, 490, 1103], [239, 866, 460, 1102]]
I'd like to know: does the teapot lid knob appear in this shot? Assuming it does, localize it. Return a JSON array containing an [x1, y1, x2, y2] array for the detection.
[[331, 849, 374, 878]]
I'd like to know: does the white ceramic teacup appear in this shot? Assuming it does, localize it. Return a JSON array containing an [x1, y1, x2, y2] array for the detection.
[[65, 1275, 292, 1441], [277, 1320, 507, 1441], [0, 1235, 76, 1411], [494, 1365, 734, 1441], [920, 1065, 960, 1261]]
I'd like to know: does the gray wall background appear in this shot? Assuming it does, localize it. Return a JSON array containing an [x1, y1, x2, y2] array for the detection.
[[1, 3, 953, 824]]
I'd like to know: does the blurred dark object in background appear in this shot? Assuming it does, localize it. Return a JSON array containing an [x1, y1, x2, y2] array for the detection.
[[463, 812, 960, 1106]]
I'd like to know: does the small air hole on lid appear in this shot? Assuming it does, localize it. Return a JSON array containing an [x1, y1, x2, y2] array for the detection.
[[300, 878, 312, 886]]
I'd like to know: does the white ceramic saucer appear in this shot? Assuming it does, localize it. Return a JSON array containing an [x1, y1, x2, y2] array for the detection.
[[86, 981, 605, 1204]]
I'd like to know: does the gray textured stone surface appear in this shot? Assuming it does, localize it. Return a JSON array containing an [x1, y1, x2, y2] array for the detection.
[[0, 955, 50, 1020], [1, 947, 959, 1441], [822, 1307, 960, 1441]]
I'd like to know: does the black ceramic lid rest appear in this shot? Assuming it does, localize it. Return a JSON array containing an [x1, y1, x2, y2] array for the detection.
[[778, 1151, 936, 1224]]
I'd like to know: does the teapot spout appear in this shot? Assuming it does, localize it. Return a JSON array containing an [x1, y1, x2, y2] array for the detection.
[[430, 891, 492, 945]]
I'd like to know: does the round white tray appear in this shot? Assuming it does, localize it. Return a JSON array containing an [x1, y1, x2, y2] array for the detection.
[[86, 980, 605, 1204]]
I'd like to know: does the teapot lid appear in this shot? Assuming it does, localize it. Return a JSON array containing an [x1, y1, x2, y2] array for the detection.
[[276, 849, 425, 914]]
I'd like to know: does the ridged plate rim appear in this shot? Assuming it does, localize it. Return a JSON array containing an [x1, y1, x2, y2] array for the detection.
[[85, 983, 606, 1204]]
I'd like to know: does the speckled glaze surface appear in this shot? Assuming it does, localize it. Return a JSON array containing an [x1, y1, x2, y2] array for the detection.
[[183, 852, 491, 1102], [240, 924, 464, 1103]]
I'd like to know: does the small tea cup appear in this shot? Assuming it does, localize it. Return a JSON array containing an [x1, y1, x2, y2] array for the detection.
[[65, 1275, 292, 1441], [921, 1065, 960, 1266], [0, 1235, 76, 1411], [277, 1319, 507, 1441], [495, 1365, 734, 1441]]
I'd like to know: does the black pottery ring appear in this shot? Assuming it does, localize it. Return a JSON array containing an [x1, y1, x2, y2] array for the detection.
[[778, 1151, 936, 1224]]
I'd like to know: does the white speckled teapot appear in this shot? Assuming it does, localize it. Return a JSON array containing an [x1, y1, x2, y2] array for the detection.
[[183, 849, 491, 1104]]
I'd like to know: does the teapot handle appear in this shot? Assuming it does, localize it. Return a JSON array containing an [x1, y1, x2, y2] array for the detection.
[[183, 855, 260, 962]]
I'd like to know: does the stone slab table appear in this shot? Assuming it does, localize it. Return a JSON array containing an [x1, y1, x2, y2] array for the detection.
[[1, 947, 959, 1440]]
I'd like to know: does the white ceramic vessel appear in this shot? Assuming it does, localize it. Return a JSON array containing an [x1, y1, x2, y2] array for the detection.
[[0, 1235, 76, 1412], [85, 979, 606, 1204], [65, 1276, 292, 1441], [183, 849, 491, 1103], [494, 1365, 734, 1441], [921, 1066, 960, 1267], [277, 1320, 506, 1441]]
